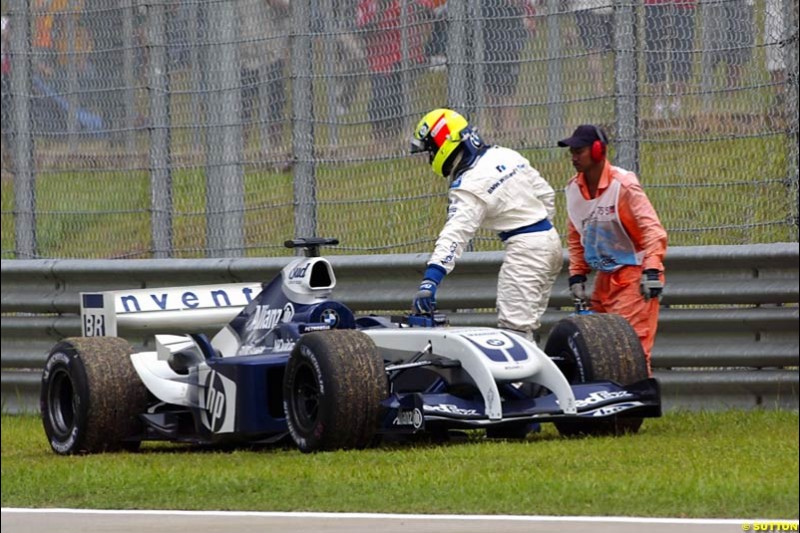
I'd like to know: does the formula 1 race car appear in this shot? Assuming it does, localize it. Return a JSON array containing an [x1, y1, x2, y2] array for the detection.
[[41, 238, 661, 454]]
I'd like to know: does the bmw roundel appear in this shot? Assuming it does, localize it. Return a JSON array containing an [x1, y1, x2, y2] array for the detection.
[[321, 308, 339, 327], [468, 334, 514, 350], [468, 130, 482, 148]]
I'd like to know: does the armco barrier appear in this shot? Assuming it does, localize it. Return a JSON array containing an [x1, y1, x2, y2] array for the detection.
[[2, 243, 798, 414]]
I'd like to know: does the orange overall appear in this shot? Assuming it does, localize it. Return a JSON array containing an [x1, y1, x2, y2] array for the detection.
[[566, 162, 667, 374]]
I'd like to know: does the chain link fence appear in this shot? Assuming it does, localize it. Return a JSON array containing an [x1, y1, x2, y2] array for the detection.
[[1, 0, 797, 259]]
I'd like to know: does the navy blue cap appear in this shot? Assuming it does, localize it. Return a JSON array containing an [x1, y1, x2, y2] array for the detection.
[[558, 124, 606, 148]]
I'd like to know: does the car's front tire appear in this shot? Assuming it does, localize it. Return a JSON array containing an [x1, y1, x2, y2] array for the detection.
[[283, 330, 388, 452], [545, 313, 649, 437], [40, 337, 147, 454]]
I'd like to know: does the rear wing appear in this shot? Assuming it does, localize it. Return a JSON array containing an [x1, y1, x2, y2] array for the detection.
[[80, 283, 262, 337]]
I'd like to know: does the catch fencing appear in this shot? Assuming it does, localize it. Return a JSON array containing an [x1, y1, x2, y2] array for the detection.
[[1, 0, 798, 259], [1, 243, 798, 414]]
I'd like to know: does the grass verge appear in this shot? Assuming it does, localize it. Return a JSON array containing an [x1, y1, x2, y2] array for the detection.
[[2, 410, 798, 518]]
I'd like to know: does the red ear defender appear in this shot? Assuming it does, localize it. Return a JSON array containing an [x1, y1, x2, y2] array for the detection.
[[590, 140, 604, 162], [591, 125, 606, 162]]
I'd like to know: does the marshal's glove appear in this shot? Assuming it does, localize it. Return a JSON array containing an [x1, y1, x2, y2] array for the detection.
[[412, 279, 438, 314], [568, 274, 588, 301], [640, 269, 664, 301]]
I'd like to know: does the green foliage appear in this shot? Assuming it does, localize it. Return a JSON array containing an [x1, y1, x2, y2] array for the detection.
[[2, 410, 798, 518]]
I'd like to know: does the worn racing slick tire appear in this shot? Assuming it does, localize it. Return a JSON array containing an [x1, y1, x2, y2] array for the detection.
[[544, 313, 648, 437], [41, 337, 148, 454], [283, 330, 388, 453]]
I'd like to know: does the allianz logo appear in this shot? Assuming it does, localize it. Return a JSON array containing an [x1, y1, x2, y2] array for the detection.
[[253, 306, 283, 331], [248, 303, 295, 332]]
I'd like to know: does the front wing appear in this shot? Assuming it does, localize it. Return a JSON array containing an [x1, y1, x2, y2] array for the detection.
[[381, 378, 661, 432]]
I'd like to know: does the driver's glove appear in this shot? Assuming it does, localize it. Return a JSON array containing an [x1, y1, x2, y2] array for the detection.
[[412, 280, 438, 314], [568, 274, 588, 301], [640, 269, 664, 301]]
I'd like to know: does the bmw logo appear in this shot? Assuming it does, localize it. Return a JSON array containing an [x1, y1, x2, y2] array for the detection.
[[469, 131, 482, 147], [321, 308, 339, 327], [487, 338, 505, 347]]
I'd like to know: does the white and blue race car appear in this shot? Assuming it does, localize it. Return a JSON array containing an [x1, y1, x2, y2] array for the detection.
[[41, 238, 661, 454]]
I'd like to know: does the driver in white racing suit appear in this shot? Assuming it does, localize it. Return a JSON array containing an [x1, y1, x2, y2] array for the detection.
[[410, 108, 562, 341]]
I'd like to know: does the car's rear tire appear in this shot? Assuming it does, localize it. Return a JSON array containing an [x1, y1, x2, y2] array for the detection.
[[544, 313, 648, 437], [283, 330, 388, 452], [40, 337, 148, 454]]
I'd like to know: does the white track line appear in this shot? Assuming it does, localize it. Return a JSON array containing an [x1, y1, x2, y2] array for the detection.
[[3, 508, 798, 526]]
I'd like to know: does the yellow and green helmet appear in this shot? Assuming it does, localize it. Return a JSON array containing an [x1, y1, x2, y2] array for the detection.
[[410, 108, 470, 177]]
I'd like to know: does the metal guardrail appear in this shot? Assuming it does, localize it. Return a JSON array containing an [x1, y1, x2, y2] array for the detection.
[[2, 243, 798, 414]]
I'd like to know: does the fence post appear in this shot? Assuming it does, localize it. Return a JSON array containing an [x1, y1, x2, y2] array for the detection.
[[65, 0, 78, 153], [546, 0, 564, 141], [613, 0, 639, 175], [784, 0, 799, 236], [122, 0, 137, 159], [322, 0, 339, 148], [400, 0, 410, 136], [698, 1, 714, 114], [470, 0, 485, 126], [292, 0, 316, 241], [204, 1, 244, 257], [10, 0, 36, 259], [447, 0, 469, 109], [185, 0, 204, 154], [147, 0, 173, 258]]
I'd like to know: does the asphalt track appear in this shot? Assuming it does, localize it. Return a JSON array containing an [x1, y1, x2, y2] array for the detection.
[[4, 509, 797, 533]]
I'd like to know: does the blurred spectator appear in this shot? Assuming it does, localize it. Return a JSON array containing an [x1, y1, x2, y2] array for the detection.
[[31, 0, 62, 130], [417, 1, 535, 139], [568, 0, 613, 93], [481, 0, 536, 138], [424, 0, 448, 70], [55, 17, 100, 120], [356, 0, 436, 144], [237, 0, 290, 159], [32, 0, 59, 76], [27, 0, 110, 135], [84, 4, 127, 141], [333, 32, 367, 117], [644, 0, 696, 118], [705, 0, 754, 88], [307, 0, 366, 118], [330, 0, 367, 117]]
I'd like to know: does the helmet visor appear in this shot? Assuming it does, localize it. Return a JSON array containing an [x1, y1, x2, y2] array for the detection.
[[410, 137, 429, 154]]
